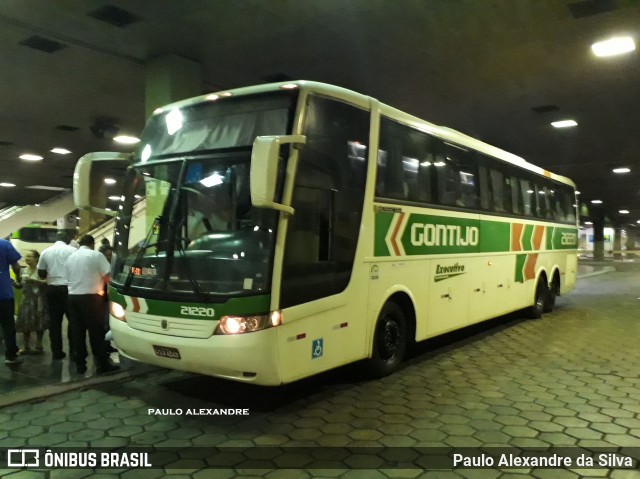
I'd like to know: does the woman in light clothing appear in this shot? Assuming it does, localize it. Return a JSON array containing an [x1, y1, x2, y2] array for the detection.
[[16, 250, 49, 354]]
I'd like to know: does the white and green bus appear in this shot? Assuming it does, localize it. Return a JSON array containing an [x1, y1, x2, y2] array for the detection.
[[74, 81, 578, 385]]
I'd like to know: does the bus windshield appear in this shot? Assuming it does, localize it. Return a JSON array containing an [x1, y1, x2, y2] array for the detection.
[[111, 91, 297, 301]]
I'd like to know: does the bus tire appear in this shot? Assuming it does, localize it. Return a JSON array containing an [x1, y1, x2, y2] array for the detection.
[[526, 279, 548, 319], [544, 276, 560, 313], [367, 302, 407, 377]]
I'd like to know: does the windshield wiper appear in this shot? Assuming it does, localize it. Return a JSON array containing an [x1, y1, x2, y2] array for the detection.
[[174, 237, 208, 302], [122, 216, 163, 294]]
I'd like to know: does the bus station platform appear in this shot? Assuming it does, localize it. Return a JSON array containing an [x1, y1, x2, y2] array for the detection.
[[1, 259, 639, 478]]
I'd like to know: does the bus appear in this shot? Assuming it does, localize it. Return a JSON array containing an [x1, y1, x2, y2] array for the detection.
[[73, 81, 578, 385], [10, 223, 60, 256]]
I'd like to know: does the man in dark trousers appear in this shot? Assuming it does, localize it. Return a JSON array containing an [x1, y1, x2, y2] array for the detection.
[[0, 238, 23, 365], [65, 234, 118, 375], [37, 231, 76, 360]]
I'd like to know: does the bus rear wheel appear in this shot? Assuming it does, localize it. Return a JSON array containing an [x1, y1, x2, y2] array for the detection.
[[544, 276, 560, 313], [526, 279, 548, 319], [367, 302, 407, 377]]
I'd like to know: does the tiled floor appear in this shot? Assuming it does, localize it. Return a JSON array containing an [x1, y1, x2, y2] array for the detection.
[[1, 261, 639, 478]]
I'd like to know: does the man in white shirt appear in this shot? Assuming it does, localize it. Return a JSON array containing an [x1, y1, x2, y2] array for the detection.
[[65, 234, 118, 375], [37, 231, 77, 360]]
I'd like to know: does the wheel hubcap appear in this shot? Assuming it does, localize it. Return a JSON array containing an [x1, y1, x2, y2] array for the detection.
[[379, 318, 400, 360]]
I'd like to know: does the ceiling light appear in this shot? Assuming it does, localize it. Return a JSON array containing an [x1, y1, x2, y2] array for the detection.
[[51, 148, 71, 155], [108, 196, 121, 201], [26, 185, 69, 191], [551, 120, 578, 128], [113, 135, 140, 144], [20, 153, 43, 161], [619, 210, 630, 214], [613, 167, 631, 174], [0, 182, 16, 187], [104, 178, 117, 185], [591, 200, 603, 204], [592, 36, 636, 57]]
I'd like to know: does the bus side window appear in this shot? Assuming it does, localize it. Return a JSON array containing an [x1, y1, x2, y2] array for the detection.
[[438, 144, 479, 209], [535, 184, 550, 219], [479, 165, 491, 210], [490, 168, 507, 213], [281, 96, 370, 308], [376, 118, 435, 204], [508, 176, 521, 214], [520, 178, 535, 217]]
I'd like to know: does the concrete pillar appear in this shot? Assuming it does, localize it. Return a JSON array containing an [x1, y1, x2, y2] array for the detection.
[[592, 209, 605, 261], [144, 54, 203, 118], [613, 226, 622, 260]]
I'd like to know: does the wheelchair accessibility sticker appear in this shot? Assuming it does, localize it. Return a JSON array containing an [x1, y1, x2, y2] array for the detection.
[[312, 338, 323, 359]]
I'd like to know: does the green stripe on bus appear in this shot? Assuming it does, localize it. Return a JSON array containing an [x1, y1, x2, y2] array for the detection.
[[522, 225, 534, 251], [515, 254, 527, 283], [479, 220, 510, 252], [108, 286, 271, 321], [374, 211, 394, 256], [374, 210, 576, 256], [547, 226, 578, 250]]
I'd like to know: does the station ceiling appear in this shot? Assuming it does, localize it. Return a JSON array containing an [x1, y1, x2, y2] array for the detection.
[[1, 0, 639, 227]]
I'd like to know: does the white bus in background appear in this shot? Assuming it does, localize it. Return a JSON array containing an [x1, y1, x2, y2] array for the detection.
[[10, 223, 61, 257], [73, 81, 578, 385]]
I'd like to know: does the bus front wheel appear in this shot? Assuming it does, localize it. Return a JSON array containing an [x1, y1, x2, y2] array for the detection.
[[526, 279, 548, 319], [367, 302, 407, 377]]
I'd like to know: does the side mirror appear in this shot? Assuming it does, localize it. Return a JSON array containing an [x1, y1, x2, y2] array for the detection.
[[250, 135, 306, 215], [73, 152, 132, 217]]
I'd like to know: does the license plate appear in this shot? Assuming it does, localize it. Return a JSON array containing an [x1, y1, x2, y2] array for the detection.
[[153, 345, 181, 360]]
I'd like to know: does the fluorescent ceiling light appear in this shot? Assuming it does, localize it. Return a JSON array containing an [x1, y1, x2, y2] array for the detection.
[[104, 178, 117, 185], [114, 135, 140, 144], [20, 153, 43, 161], [551, 120, 578, 128], [51, 148, 71, 155], [613, 167, 631, 174], [25, 185, 69, 191], [619, 210, 630, 214], [0, 182, 16, 187], [591, 200, 603, 204], [592, 36, 636, 57]]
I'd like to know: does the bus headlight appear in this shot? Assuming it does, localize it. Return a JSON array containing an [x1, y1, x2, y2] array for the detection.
[[216, 311, 282, 335], [110, 301, 126, 322]]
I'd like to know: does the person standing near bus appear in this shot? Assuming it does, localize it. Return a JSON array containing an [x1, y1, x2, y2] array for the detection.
[[65, 234, 118, 375], [0, 238, 23, 365], [37, 231, 76, 360], [15, 250, 49, 354]]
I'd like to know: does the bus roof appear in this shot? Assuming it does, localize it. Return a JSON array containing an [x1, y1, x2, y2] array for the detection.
[[151, 80, 576, 189]]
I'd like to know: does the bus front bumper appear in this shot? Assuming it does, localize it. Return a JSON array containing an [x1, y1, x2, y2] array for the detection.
[[110, 318, 281, 385]]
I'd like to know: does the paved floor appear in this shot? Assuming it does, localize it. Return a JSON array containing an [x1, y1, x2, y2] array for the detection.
[[1, 261, 640, 478]]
